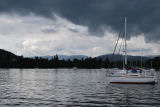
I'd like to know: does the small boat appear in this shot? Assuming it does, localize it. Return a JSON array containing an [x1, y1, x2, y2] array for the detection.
[[107, 17, 157, 84]]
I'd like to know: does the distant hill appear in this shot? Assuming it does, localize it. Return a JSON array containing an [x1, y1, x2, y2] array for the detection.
[[96, 54, 154, 62], [41, 54, 155, 62], [0, 49, 23, 68], [0, 48, 159, 69], [0, 48, 158, 62], [40, 55, 88, 60], [0, 49, 19, 59]]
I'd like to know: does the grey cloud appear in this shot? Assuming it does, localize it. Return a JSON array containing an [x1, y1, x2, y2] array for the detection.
[[68, 28, 79, 33], [42, 29, 56, 34], [0, 0, 160, 41], [128, 48, 152, 53]]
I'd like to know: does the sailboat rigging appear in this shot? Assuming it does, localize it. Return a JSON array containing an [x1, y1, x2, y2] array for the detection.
[[107, 17, 157, 84]]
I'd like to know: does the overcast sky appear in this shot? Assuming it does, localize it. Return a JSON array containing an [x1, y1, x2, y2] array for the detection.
[[0, 0, 160, 57]]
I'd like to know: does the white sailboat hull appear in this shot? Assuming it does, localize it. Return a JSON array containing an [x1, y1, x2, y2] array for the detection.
[[107, 76, 157, 84]]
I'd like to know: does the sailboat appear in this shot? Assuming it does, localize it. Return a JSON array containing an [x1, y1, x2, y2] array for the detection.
[[107, 17, 157, 84]]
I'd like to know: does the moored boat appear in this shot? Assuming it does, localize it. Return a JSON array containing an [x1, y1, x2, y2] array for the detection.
[[107, 17, 157, 84], [108, 72, 157, 84]]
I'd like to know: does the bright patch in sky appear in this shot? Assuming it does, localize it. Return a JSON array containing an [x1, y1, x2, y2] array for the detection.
[[0, 13, 159, 57]]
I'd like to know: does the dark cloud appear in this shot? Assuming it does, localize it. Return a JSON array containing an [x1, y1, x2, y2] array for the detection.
[[0, 0, 160, 42]]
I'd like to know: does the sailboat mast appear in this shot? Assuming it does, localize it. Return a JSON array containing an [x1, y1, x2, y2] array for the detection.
[[124, 16, 127, 65]]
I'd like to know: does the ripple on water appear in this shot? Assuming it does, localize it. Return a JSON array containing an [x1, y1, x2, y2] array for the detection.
[[0, 69, 160, 107]]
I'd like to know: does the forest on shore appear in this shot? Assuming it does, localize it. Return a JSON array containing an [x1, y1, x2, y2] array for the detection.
[[0, 49, 160, 69]]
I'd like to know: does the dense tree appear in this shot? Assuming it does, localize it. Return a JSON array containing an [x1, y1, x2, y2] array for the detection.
[[0, 49, 160, 69]]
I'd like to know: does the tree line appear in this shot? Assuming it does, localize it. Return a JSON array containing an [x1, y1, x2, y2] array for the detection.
[[0, 54, 160, 69]]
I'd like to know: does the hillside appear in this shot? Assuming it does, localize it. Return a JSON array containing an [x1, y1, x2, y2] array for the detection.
[[0, 48, 159, 69], [0, 48, 157, 62], [0, 49, 20, 59], [96, 54, 153, 62]]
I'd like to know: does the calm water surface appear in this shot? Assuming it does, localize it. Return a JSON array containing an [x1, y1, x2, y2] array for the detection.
[[0, 69, 160, 107]]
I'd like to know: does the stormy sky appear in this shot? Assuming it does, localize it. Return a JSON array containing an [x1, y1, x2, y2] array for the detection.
[[0, 0, 160, 57]]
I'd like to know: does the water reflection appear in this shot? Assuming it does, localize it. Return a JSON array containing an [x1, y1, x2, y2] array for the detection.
[[0, 69, 159, 107], [107, 84, 159, 106]]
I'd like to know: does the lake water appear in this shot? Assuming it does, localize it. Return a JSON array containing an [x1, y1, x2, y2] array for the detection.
[[0, 69, 160, 107]]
